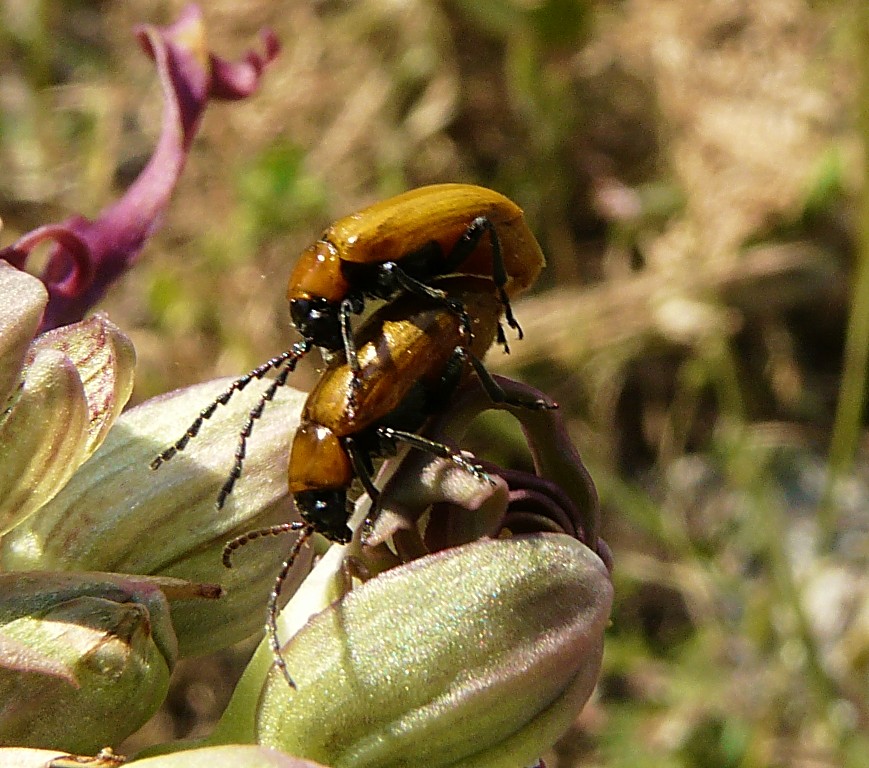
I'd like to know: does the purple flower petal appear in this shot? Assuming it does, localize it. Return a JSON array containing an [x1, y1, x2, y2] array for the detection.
[[0, 4, 279, 333], [208, 28, 281, 100]]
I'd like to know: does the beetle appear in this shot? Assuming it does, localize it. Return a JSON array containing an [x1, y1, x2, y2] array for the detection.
[[152, 184, 545, 497], [287, 183, 545, 381], [222, 276, 554, 688]]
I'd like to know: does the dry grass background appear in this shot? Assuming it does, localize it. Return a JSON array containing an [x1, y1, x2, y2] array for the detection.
[[1, 1, 868, 766]]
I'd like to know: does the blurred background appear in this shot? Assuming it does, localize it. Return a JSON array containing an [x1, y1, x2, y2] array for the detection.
[[1, 1, 868, 766]]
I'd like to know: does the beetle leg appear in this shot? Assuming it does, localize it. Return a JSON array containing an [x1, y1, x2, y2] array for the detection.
[[340, 297, 364, 415], [495, 321, 510, 355], [339, 297, 360, 374], [345, 436, 387, 535], [345, 435, 381, 499], [388, 265, 475, 340], [431, 345, 552, 411], [376, 426, 494, 486], [465, 352, 558, 411], [445, 216, 523, 345]]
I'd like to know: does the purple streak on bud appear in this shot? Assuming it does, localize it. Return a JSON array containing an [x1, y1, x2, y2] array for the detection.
[[0, 4, 279, 333]]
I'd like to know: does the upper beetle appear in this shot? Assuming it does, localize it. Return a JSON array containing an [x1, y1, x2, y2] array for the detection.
[[286, 183, 545, 360]]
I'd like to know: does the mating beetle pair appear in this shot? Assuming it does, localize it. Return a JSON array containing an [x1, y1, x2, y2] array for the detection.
[[154, 183, 549, 687]]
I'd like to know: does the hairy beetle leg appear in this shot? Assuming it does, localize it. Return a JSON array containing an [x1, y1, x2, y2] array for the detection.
[[466, 352, 558, 411], [445, 215, 523, 343]]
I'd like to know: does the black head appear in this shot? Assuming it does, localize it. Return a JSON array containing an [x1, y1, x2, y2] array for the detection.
[[293, 488, 353, 544], [289, 297, 343, 351]]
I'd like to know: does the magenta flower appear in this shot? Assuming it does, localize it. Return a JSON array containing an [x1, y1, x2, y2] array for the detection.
[[0, 4, 279, 333]]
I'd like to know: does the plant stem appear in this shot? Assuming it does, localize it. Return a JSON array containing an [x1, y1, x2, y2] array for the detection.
[[823, 2, 869, 547]]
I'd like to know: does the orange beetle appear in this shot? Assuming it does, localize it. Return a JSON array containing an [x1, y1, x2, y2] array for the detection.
[[287, 183, 544, 363]]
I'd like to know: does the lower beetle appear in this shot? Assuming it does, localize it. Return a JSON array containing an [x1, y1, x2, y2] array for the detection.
[[226, 276, 553, 688]]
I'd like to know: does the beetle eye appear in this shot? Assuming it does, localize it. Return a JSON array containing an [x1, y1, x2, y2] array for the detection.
[[289, 298, 343, 350]]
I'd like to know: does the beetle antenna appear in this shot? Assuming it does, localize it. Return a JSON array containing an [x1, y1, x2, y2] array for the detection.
[[151, 340, 311, 471], [221, 521, 307, 568], [221, 521, 312, 690], [267, 525, 314, 690], [216, 346, 307, 508]]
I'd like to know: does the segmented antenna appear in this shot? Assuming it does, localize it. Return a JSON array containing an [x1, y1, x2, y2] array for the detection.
[[223, 521, 312, 690], [215, 348, 307, 508], [221, 521, 306, 568], [151, 340, 312, 505]]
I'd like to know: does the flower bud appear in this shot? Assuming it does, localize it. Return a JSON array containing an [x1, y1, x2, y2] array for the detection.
[[0, 571, 178, 753], [256, 534, 613, 768], [0, 260, 45, 405], [0, 378, 312, 656], [0, 264, 135, 535]]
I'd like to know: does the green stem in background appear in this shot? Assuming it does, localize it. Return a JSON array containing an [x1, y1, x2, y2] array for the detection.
[[823, 3, 869, 546]]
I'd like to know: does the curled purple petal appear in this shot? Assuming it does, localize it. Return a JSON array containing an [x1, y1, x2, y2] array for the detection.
[[482, 462, 583, 540], [1, 4, 279, 332], [208, 29, 282, 100], [1, 223, 93, 299]]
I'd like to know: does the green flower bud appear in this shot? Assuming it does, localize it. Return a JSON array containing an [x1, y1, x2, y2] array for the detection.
[[0, 264, 136, 535], [0, 378, 311, 656], [0, 571, 178, 753], [256, 534, 612, 768]]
